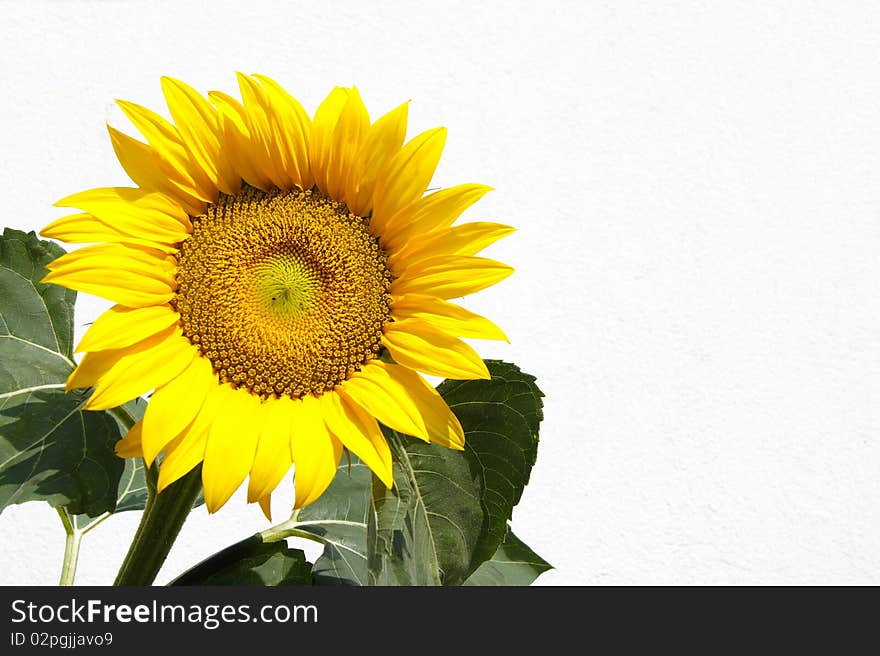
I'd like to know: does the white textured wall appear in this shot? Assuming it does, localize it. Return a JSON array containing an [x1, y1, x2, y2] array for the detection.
[[2, 0, 879, 585]]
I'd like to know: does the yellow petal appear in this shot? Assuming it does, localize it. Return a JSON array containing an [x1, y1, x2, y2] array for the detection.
[[116, 99, 215, 201], [108, 123, 157, 187], [116, 100, 184, 159], [42, 243, 177, 307], [389, 222, 515, 271], [76, 303, 180, 353], [236, 72, 292, 189], [56, 186, 191, 234], [157, 429, 207, 493], [161, 76, 240, 195], [66, 326, 183, 394], [141, 355, 215, 466], [346, 361, 465, 450], [202, 385, 262, 513], [115, 421, 145, 458], [291, 395, 343, 509], [390, 294, 507, 341], [341, 360, 426, 440], [308, 87, 351, 196], [370, 127, 446, 235], [341, 359, 465, 449], [247, 396, 294, 503], [209, 90, 274, 191], [41, 213, 180, 253], [391, 255, 514, 300], [67, 345, 130, 391], [107, 125, 206, 216], [325, 87, 370, 200], [380, 183, 492, 252], [45, 242, 175, 274], [156, 381, 224, 491], [42, 268, 175, 308], [83, 326, 196, 410], [382, 318, 490, 380], [345, 101, 409, 216], [252, 74, 313, 190], [321, 391, 392, 488], [258, 493, 273, 521]]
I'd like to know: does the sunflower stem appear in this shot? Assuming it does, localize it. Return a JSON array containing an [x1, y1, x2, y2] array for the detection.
[[260, 509, 303, 543], [114, 465, 202, 586], [57, 507, 81, 586]]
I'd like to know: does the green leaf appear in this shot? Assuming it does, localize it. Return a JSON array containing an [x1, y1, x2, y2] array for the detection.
[[169, 535, 313, 586], [69, 457, 149, 532], [0, 229, 125, 516], [0, 388, 124, 516], [0, 337, 73, 393], [464, 527, 552, 586], [293, 457, 372, 586], [367, 360, 543, 585], [68, 398, 151, 531], [0, 228, 76, 358], [112, 458, 149, 513], [368, 430, 483, 585], [0, 228, 75, 394], [440, 360, 543, 572]]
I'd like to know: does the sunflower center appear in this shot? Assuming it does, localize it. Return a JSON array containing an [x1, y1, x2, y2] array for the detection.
[[174, 186, 392, 398], [253, 253, 320, 321]]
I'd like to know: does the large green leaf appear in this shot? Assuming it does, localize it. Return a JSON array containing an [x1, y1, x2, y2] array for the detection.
[[69, 456, 148, 532], [0, 337, 73, 393], [440, 360, 543, 572], [292, 457, 372, 586], [0, 227, 75, 394], [0, 227, 75, 358], [368, 430, 483, 585], [0, 229, 124, 516], [169, 535, 312, 586], [367, 360, 543, 585], [68, 398, 151, 532], [0, 387, 124, 516], [463, 526, 551, 586]]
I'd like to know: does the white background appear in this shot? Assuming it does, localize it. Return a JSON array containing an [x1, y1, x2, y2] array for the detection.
[[1, 0, 879, 585]]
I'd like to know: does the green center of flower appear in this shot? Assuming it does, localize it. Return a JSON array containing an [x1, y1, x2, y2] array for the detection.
[[252, 253, 320, 321], [174, 186, 392, 398]]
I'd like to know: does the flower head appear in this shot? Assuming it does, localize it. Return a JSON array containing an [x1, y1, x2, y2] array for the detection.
[[42, 74, 513, 516]]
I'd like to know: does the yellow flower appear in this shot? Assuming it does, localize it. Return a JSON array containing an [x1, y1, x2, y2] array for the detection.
[[41, 74, 513, 516]]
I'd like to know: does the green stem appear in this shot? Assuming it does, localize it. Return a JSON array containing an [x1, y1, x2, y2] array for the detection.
[[259, 509, 330, 546], [262, 526, 327, 545], [56, 508, 81, 586], [257, 510, 342, 544], [113, 466, 203, 586], [260, 509, 301, 543], [79, 512, 111, 536]]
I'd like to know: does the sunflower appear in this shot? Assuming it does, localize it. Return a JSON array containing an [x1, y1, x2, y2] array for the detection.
[[41, 74, 513, 517]]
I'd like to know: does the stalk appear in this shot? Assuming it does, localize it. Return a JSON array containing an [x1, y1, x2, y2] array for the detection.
[[56, 508, 81, 586], [113, 466, 202, 586]]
